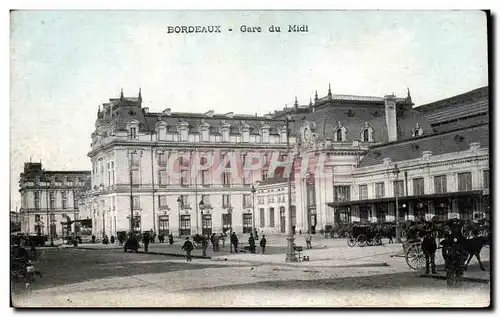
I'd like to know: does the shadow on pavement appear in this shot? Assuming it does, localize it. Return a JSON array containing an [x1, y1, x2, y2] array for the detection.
[[10, 248, 229, 294], [183, 262, 490, 293]]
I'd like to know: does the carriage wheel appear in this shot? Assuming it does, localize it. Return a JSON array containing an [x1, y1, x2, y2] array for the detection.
[[367, 238, 374, 246], [357, 234, 367, 247], [347, 236, 357, 247], [374, 236, 382, 246], [405, 244, 426, 270]]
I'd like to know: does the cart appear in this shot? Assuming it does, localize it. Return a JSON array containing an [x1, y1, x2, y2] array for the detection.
[[346, 224, 382, 247]]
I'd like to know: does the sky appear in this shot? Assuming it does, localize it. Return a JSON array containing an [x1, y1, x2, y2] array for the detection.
[[9, 10, 489, 210]]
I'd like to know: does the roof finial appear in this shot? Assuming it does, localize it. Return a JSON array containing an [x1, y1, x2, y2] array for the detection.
[[309, 97, 313, 107], [315, 90, 318, 101], [138, 87, 142, 101], [407, 87, 411, 99], [328, 83, 332, 99], [120, 88, 124, 100], [294, 96, 298, 108]]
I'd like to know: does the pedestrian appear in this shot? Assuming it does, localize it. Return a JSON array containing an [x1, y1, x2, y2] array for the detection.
[[181, 237, 194, 262], [168, 233, 174, 245], [202, 235, 209, 257], [231, 232, 239, 253], [151, 232, 156, 244], [260, 235, 267, 254], [110, 235, 115, 244], [421, 229, 437, 275], [214, 234, 220, 252], [305, 232, 312, 249], [219, 232, 226, 250], [211, 233, 216, 252], [142, 231, 150, 252], [248, 233, 256, 254], [254, 229, 259, 241]]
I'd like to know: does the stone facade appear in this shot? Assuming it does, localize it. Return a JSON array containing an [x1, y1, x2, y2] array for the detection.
[[18, 162, 91, 237]]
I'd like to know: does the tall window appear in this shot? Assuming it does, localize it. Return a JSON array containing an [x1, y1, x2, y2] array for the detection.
[[201, 195, 210, 207], [413, 178, 425, 196], [458, 172, 472, 191], [107, 162, 111, 186], [201, 170, 209, 185], [434, 175, 447, 194], [112, 196, 115, 210], [34, 191, 40, 210], [62, 191, 68, 209], [130, 127, 137, 139], [307, 183, 316, 206], [111, 162, 115, 185], [242, 131, 249, 143], [222, 172, 231, 186], [132, 196, 140, 210], [259, 208, 265, 227], [158, 153, 167, 166], [132, 170, 140, 185], [269, 208, 275, 227], [359, 184, 368, 200], [262, 169, 268, 181], [179, 195, 189, 208], [483, 170, 490, 190], [159, 195, 168, 209], [49, 192, 55, 209], [242, 213, 252, 233], [393, 180, 404, 197], [130, 152, 139, 166], [363, 129, 369, 142], [336, 129, 343, 142], [158, 215, 169, 234], [222, 194, 231, 208], [181, 170, 189, 186], [222, 214, 232, 232], [180, 215, 191, 236], [375, 182, 385, 198], [158, 169, 168, 185], [243, 194, 252, 208], [334, 186, 351, 202]]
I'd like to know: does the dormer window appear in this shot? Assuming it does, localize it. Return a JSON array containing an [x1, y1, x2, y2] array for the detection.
[[130, 127, 137, 139], [177, 121, 189, 142], [199, 120, 211, 142], [260, 123, 271, 143], [240, 122, 250, 143], [156, 122, 167, 141], [279, 126, 287, 143], [412, 123, 423, 138], [361, 122, 374, 142], [335, 122, 347, 142]]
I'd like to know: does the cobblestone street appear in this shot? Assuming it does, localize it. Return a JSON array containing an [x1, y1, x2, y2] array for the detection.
[[11, 240, 490, 307]]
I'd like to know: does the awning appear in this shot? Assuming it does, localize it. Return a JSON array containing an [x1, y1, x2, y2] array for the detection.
[[327, 190, 483, 208]]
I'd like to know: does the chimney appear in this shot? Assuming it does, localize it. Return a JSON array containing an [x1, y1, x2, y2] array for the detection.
[[422, 150, 432, 160], [470, 142, 481, 151], [384, 94, 398, 142]]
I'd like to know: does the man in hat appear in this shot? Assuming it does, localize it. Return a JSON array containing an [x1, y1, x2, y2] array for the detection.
[[181, 237, 194, 262]]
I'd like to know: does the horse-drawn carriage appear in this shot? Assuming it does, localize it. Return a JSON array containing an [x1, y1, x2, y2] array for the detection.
[[404, 217, 491, 270], [346, 224, 383, 247]]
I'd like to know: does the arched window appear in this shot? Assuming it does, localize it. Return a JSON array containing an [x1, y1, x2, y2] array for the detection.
[[336, 129, 343, 142], [363, 129, 369, 142]]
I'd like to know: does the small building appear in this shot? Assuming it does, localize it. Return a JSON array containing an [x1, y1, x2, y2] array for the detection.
[[18, 162, 91, 238]]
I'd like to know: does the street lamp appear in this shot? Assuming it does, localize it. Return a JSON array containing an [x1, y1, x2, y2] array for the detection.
[[251, 184, 257, 233], [199, 200, 205, 235], [177, 196, 182, 238], [392, 164, 401, 243], [285, 116, 298, 262], [128, 150, 137, 233]]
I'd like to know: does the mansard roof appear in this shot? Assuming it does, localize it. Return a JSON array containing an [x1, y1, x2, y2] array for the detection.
[[414, 86, 489, 130], [357, 123, 489, 168]]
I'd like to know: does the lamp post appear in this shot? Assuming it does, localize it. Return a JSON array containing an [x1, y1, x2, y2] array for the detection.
[[177, 196, 182, 238], [285, 116, 297, 262], [227, 206, 234, 253], [199, 200, 205, 235], [128, 150, 137, 233], [392, 164, 401, 243], [251, 184, 256, 232]]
